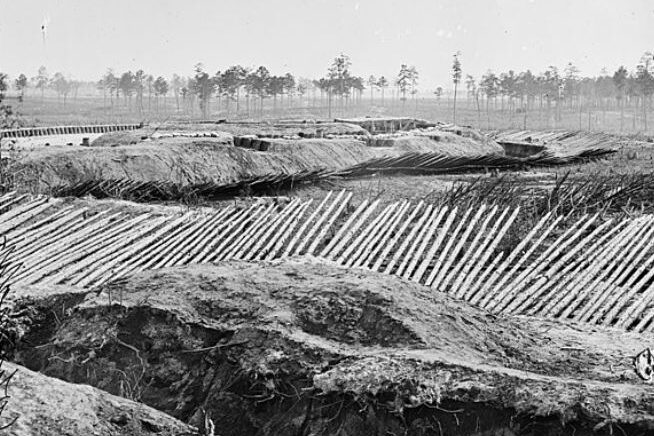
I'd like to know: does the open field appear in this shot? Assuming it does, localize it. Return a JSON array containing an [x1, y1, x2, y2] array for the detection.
[[9, 92, 654, 136], [4, 101, 654, 435]]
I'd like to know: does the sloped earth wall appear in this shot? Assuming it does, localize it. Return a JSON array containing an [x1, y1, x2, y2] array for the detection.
[[6, 259, 654, 435], [2, 361, 194, 435], [8, 128, 505, 194]]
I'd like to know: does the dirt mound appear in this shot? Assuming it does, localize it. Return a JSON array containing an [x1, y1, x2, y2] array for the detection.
[[8, 121, 507, 194], [9, 259, 654, 435], [13, 139, 382, 190], [89, 130, 153, 147], [2, 361, 194, 435]]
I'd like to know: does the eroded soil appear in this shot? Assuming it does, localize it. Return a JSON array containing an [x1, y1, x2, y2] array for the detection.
[[6, 259, 654, 435]]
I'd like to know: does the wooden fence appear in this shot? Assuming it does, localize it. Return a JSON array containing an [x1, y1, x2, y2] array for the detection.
[[2, 191, 654, 332]]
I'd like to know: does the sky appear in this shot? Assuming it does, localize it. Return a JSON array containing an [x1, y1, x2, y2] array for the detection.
[[1, 0, 653, 90]]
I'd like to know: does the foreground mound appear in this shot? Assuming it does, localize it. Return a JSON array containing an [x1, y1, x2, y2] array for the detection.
[[10, 259, 654, 435], [2, 362, 194, 435]]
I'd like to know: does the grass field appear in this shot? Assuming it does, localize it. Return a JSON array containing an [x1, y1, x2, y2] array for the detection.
[[7, 90, 654, 138]]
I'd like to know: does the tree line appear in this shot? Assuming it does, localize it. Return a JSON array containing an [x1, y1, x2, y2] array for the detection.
[[3, 55, 419, 119], [454, 52, 654, 131], [11, 66, 83, 107], [4, 50, 654, 132]]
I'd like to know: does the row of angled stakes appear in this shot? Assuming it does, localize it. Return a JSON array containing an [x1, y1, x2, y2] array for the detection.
[[495, 130, 623, 148], [2, 191, 654, 332], [0, 124, 142, 139]]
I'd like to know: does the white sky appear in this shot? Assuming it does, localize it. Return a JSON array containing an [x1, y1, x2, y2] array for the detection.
[[1, 0, 653, 89]]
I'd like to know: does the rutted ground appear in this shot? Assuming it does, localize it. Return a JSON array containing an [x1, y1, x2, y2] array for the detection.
[[7, 259, 654, 435]]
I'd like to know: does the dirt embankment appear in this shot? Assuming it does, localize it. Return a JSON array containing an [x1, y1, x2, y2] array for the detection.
[[12, 129, 503, 192], [7, 259, 654, 435], [12, 139, 374, 190]]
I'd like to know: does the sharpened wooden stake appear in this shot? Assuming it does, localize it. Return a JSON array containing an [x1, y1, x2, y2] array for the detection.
[[425, 208, 472, 288], [307, 193, 352, 256], [371, 202, 423, 272], [402, 206, 447, 281], [242, 199, 302, 260], [354, 201, 408, 269], [294, 191, 346, 256], [413, 206, 457, 284], [319, 199, 370, 259], [460, 207, 518, 301], [265, 201, 312, 260], [262, 200, 312, 260], [283, 191, 334, 257], [385, 204, 433, 276], [449, 205, 501, 298], [476, 213, 560, 308], [579, 218, 654, 323], [486, 214, 592, 313], [510, 218, 617, 315], [344, 203, 398, 268]]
